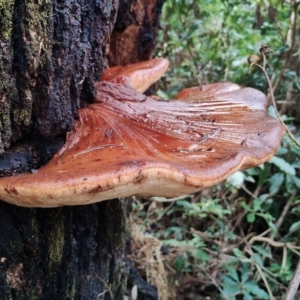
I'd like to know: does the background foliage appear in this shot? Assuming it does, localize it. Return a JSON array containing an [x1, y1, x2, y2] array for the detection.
[[130, 1, 300, 299]]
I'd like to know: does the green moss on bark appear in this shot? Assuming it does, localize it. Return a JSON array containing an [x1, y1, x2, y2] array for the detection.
[[0, 0, 15, 152], [0, 0, 14, 39], [12, 0, 53, 129], [47, 212, 64, 270]]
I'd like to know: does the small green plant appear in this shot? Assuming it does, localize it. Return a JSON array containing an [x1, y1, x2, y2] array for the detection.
[[240, 196, 276, 229], [221, 263, 269, 300]]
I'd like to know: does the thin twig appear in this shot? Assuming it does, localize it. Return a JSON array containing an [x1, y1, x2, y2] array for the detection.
[[253, 52, 300, 148], [95, 274, 113, 298], [284, 259, 300, 300], [150, 195, 191, 203], [247, 235, 300, 250], [254, 261, 276, 300]]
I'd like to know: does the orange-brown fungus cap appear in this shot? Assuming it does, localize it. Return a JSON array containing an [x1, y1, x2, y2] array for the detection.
[[100, 58, 169, 93], [0, 60, 285, 207]]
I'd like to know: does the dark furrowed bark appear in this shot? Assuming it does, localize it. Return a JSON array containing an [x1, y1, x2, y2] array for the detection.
[[1, 0, 118, 150], [0, 199, 130, 300], [0, 137, 64, 177], [0, 0, 16, 153]]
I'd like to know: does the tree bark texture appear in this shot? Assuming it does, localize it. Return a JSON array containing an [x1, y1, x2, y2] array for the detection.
[[0, 0, 117, 152], [0, 199, 130, 300], [108, 0, 165, 66], [0, 0, 165, 299]]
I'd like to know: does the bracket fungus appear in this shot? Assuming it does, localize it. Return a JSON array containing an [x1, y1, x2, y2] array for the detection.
[[0, 58, 284, 207]]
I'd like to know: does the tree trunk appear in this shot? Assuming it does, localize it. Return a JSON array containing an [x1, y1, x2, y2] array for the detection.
[[0, 0, 164, 299], [0, 199, 130, 300]]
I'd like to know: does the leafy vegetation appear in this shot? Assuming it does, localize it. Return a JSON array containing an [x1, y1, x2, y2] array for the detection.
[[129, 1, 300, 299]]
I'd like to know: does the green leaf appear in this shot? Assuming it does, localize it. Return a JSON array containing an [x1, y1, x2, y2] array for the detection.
[[252, 245, 272, 258], [285, 174, 294, 193], [194, 249, 210, 262], [291, 143, 300, 156], [256, 212, 275, 223], [269, 156, 296, 175], [163, 239, 187, 247], [164, 226, 185, 239], [189, 236, 206, 248], [247, 212, 255, 223], [225, 264, 239, 282], [258, 164, 269, 186], [222, 282, 240, 298], [276, 146, 288, 155], [241, 263, 250, 283], [233, 248, 246, 258], [267, 221, 278, 235], [243, 292, 254, 300], [244, 281, 269, 299], [240, 201, 252, 211], [291, 175, 300, 189], [292, 160, 300, 168], [251, 252, 263, 267], [156, 89, 170, 100], [268, 172, 284, 194], [245, 175, 255, 183], [176, 200, 192, 210], [221, 275, 240, 298], [221, 275, 238, 285], [289, 220, 300, 233], [173, 256, 186, 272], [253, 199, 262, 212], [188, 203, 201, 213]]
